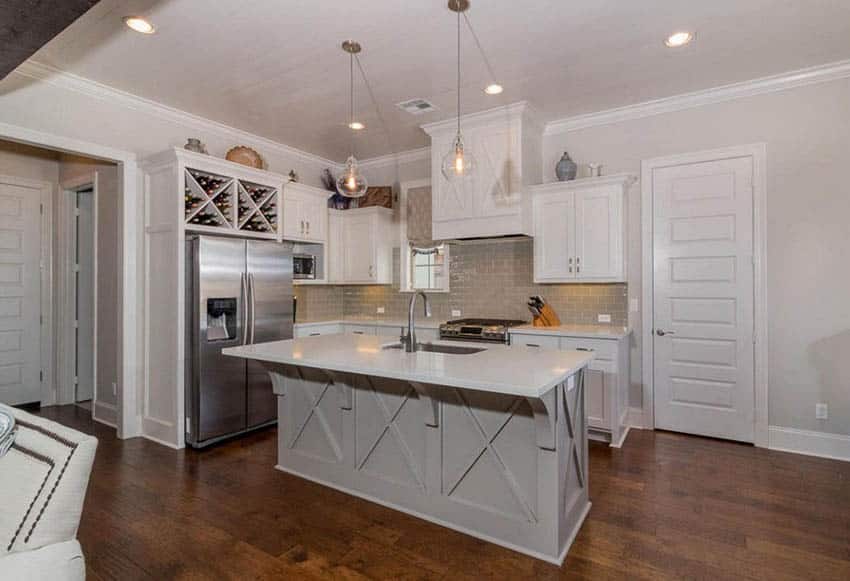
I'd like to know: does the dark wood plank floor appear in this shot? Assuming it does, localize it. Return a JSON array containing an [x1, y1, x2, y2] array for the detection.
[[36, 405, 850, 580]]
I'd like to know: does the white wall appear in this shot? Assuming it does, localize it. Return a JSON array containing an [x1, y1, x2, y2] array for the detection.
[[59, 155, 120, 416], [543, 77, 850, 436]]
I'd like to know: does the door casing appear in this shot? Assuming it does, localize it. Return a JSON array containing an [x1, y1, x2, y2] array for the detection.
[[640, 143, 769, 447]]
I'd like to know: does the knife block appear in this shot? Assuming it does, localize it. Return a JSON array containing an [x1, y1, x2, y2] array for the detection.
[[532, 304, 561, 327]]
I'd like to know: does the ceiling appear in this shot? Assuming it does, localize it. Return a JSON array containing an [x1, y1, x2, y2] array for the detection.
[[0, 0, 100, 79], [27, 0, 850, 161]]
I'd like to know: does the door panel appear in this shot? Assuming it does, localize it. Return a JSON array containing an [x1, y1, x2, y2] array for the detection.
[[75, 190, 95, 402], [0, 180, 41, 406], [246, 240, 292, 427], [652, 156, 754, 442], [195, 236, 247, 441]]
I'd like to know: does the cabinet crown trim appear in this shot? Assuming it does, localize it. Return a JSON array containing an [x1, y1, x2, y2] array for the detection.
[[421, 101, 541, 135], [529, 174, 636, 195]]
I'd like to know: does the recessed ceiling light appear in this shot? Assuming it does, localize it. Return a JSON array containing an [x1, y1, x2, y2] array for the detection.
[[124, 16, 155, 34], [484, 83, 503, 95], [665, 31, 694, 48], [348, 121, 365, 130]]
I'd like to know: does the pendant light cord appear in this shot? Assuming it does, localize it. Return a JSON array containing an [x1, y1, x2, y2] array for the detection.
[[349, 51, 355, 159], [456, 4, 461, 137]]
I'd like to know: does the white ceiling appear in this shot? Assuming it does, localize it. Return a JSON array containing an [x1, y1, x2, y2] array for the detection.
[[32, 0, 850, 161]]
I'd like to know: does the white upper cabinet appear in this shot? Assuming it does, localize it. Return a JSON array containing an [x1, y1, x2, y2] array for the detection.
[[282, 182, 329, 243], [422, 102, 542, 240], [330, 207, 394, 284], [530, 174, 635, 283]]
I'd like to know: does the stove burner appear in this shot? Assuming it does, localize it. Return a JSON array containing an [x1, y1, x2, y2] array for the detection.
[[439, 318, 527, 343]]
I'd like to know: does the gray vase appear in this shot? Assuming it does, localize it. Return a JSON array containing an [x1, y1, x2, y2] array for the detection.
[[555, 151, 577, 181]]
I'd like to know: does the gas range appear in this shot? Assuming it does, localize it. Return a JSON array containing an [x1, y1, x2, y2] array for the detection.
[[439, 318, 527, 344]]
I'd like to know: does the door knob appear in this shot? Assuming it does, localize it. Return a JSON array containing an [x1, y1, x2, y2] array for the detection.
[[655, 329, 675, 336]]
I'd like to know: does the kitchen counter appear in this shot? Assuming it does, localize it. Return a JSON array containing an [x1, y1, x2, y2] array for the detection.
[[225, 335, 592, 564], [511, 323, 631, 339], [225, 334, 591, 398]]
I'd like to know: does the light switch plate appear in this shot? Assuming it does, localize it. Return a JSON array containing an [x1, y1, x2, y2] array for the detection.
[[451, 309, 461, 317], [816, 403, 828, 420], [630, 298, 639, 312], [377, 307, 385, 314], [598, 314, 612, 323]]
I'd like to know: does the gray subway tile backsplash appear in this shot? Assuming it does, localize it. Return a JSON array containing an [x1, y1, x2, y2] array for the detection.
[[295, 238, 627, 326]]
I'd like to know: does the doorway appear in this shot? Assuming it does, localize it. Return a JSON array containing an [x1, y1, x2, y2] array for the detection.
[[641, 144, 768, 445], [72, 186, 96, 409]]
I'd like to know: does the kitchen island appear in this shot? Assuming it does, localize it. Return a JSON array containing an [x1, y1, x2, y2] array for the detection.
[[225, 334, 593, 564]]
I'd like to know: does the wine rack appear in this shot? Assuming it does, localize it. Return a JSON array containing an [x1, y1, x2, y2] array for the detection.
[[182, 165, 279, 238]]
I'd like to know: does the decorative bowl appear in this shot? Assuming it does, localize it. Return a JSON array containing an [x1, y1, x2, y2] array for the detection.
[[226, 146, 264, 169]]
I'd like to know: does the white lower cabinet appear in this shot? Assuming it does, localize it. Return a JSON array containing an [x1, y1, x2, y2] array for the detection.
[[294, 323, 343, 337], [510, 331, 631, 447]]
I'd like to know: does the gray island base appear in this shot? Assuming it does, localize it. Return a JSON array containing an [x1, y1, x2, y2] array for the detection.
[[225, 335, 592, 564]]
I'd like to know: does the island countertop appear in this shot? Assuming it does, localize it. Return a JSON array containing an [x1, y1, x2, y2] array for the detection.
[[224, 334, 592, 399]]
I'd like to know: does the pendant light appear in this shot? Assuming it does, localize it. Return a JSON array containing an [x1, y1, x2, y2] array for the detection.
[[441, 0, 476, 182], [336, 40, 368, 198]]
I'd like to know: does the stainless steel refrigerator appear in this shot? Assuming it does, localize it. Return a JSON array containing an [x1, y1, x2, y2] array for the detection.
[[185, 235, 293, 448]]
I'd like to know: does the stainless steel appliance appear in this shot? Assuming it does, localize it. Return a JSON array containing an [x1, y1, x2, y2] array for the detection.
[[185, 235, 294, 448], [292, 253, 316, 279], [439, 318, 526, 344]]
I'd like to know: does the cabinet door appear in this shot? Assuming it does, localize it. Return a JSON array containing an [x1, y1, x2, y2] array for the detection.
[[282, 193, 304, 239], [344, 324, 376, 335], [303, 196, 327, 242], [431, 138, 476, 224], [343, 213, 376, 282], [327, 211, 343, 283], [533, 193, 575, 281], [585, 367, 608, 430], [510, 333, 561, 349], [574, 187, 622, 280]]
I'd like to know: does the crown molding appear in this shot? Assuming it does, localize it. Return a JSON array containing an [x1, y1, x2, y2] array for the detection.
[[545, 59, 850, 136], [357, 146, 430, 170], [13, 60, 342, 169]]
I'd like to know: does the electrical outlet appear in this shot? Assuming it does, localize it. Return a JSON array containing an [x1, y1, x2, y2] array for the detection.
[[816, 403, 828, 420], [598, 314, 612, 323], [630, 298, 639, 312], [451, 309, 461, 317], [377, 307, 385, 314]]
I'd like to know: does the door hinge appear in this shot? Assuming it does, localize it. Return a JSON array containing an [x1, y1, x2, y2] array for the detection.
[[185, 418, 191, 435], [74, 208, 81, 217], [73, 263, 80, 273], [73, 319, 79, 329], [73, 375, 79, 385]]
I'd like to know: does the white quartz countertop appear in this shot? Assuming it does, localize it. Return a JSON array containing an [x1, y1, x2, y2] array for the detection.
[[510, 324, 631, 340], [224, 335, 592, 399]]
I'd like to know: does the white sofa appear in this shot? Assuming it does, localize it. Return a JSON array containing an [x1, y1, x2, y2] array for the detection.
[[0, 404, 97, 581]]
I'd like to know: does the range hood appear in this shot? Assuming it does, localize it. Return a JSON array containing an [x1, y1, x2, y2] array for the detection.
[[421, 102, 542, 241]]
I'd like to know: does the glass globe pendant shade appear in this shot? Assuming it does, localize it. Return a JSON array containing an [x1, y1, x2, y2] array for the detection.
[[336, 156, 368, 198], [441, 134, 476, 181]]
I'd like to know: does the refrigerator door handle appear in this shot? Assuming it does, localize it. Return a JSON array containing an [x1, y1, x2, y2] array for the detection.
[[241, 272, 249, 345], [249, 273, 257, 344]]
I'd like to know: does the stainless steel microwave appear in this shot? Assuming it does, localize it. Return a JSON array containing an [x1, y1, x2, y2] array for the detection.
[[293, 253, 316, 279]]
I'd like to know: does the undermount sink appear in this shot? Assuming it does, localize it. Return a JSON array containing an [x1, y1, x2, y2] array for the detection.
[[382, 342, 486, 355]]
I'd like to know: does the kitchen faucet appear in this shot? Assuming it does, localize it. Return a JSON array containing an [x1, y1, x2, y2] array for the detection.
[[404, 291, 432, 352]]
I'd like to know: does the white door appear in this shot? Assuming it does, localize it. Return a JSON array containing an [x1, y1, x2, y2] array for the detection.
[[652, 156, 755, 442], [0, 178, 42, 405], [574, 187, 622, 279], [343, 213, 375, 282], [75, 190, 95, 403], [533, 193, 575, 281]]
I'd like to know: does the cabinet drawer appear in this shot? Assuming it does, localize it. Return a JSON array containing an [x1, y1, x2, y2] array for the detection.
[[375, 325, 404, 338], [295, 324, 342, 337], [559, 338, 617, 361], [510, 333, 561, 349]]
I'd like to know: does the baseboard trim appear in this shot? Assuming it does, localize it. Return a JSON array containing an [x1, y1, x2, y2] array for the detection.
[[626, 406, 647, 430], [768, 425, 850, 462], [93, 401, 118, 428]]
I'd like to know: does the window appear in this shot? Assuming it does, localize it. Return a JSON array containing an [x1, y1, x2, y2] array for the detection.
[[410, 244, 448, 291]]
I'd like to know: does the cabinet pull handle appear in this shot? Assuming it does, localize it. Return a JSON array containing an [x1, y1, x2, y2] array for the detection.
[[527, 343, 541, 348], [369, 265, 374, 278], [353, 331, 365, 335], [300, 220, 305, 234], [306, 221, 310, 235], [576, 347, 594, 352]]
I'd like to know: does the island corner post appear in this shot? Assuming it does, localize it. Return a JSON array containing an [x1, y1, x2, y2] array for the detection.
[[261, 361, 590, 564]]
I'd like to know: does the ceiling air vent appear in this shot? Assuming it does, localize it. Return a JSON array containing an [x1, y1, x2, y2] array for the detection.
[[396, 98, 437, 115]]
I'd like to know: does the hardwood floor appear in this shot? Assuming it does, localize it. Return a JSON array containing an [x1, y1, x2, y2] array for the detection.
[[36, 405, 850, 580]]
